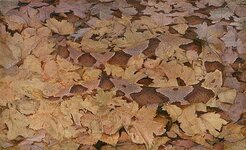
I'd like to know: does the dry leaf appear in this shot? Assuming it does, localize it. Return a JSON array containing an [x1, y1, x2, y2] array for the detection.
[[0, 0, 245, 149], [218, 88, 237, 104], [157, 86, 193, 104], [1, 108, 34, 140], [46, 18, 74, 35], [110, 79, 142, 98], [127, 105, 165, 148], [165, 104, 227, 137]]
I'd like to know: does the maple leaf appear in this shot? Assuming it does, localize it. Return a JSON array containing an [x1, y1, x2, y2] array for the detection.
[[100, 133, 120, 146], [105, 64, 146, 83], [126, 105, 165, 148], [157, 86, 193, 105], [91, 52, 115, 67], [81, 90, 125, 115], [162, 104, 182, 121], [15, 98, 39, 115], [22, 27, 54, 58], [82, 68, 102, 81], [219, 123, 245, 142], [150, 12, 173, 26], [71, 28, 91, 41], [201, 0, 225, 7], [0, 84, 21, 107], [172, 23, 189, 34], [4, 14, 26, 31], [37, 5, 55, 21], [55, 0, 92, 19], [90, 3, 114, 20], [46, 18, 75, 35], [123, 40, 149, 56], [194, 22, 225, 52], [127, 54, 145, 70], [164, 104, 228, 137], [0, 25, 21, 68], [110, 78, 142, 98], [217, 88, 237, 104], [209, 7, 234, 23], [60, 95, 85, 126], [1, 108, 34, 140], [49, 140, 80, 150], [226, 92, 245, 122], [155, 33, 192, 60], [20, 55, 42, 74], [81, 91, 138, 136], [0, 41, 19, 69], [1, 0, 246, 148], [224, 139, 246, 150], [28, 100, 74, 140], [0, 0, 19, 14], [202, 70, 223, 92], [222, 48, 238, 64]]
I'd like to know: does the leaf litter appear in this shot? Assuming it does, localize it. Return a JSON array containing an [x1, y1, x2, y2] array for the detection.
[[0, 0, 245, 149]]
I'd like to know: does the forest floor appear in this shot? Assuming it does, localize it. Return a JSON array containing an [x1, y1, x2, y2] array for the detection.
[[0, 0, 246, 150]]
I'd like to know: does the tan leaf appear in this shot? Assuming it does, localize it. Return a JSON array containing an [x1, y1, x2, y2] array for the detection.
[[1, 108, 34, 140], [157, 86, 193, 104], [224, 139, 246, 150], [166, 104, 227, 137], [60, 96, 85, 126], [200, 112, 228, 136], [202, 70, 223, 92], [127, 105, 165, 148], [21, 55, 42, 74], [172, 23, 189, 34], [46, 18, 74, 35], [219, 123, 245, 142], [218, 88, 237, 104], [162, 104, 182, 121], [100, 133, 119, 146]]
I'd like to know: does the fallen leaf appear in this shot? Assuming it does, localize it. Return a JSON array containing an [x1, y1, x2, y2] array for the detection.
[[46, 18, 75, 35], [110, 78, 142, 98], [218, 88, 237, 104], [127, 105, 165, 148], [157, 86, 193, 104], [1, 108, 34, 140]]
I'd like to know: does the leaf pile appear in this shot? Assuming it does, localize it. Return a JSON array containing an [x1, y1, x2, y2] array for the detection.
[[0, 0, 246, 149]]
